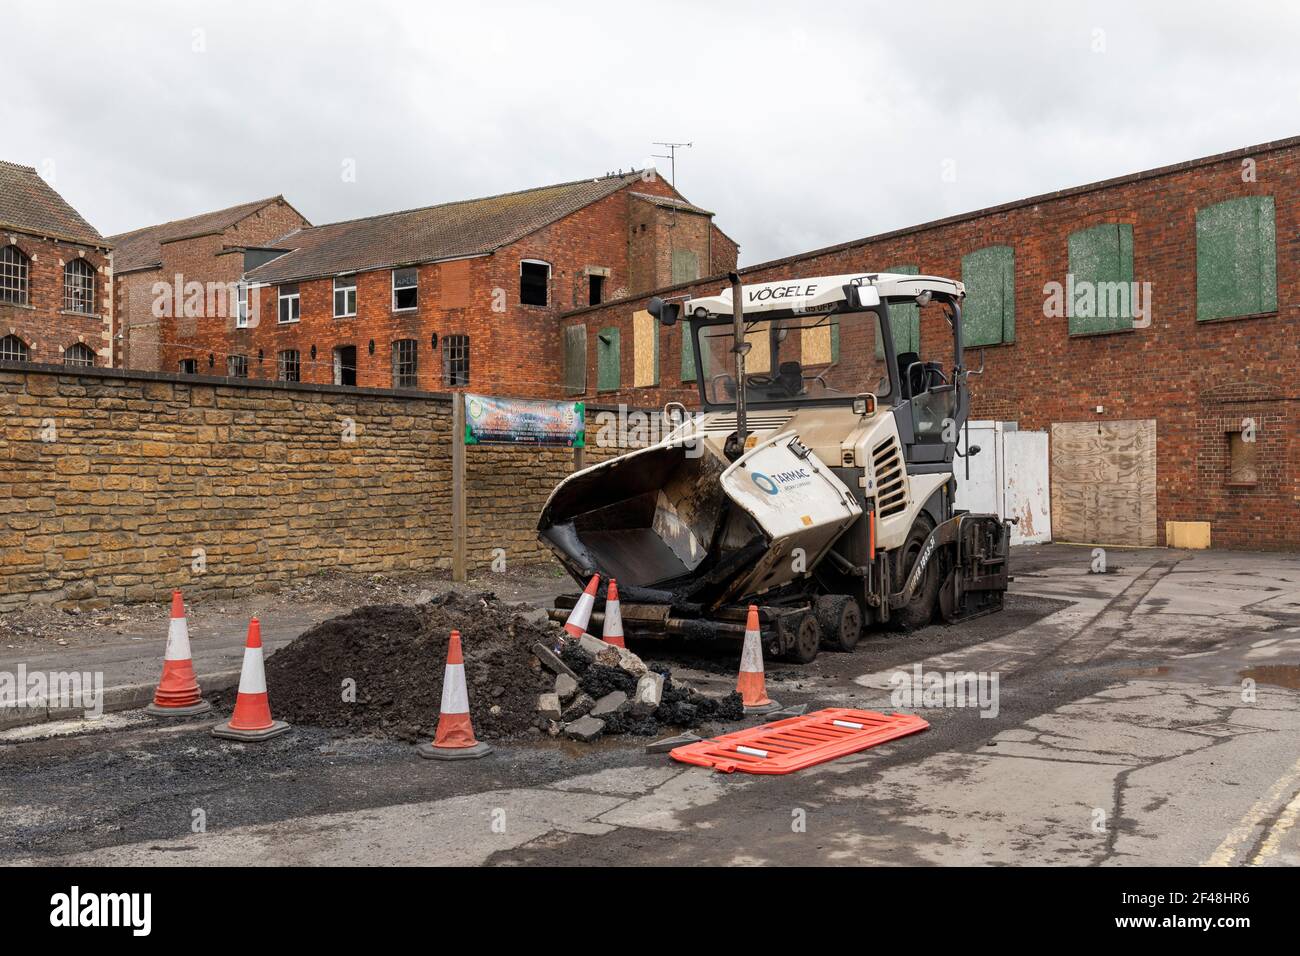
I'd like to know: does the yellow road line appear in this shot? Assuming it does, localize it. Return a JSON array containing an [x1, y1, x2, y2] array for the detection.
[[1251, 787, 1300, 865], [1204, 755, 1300, 866]]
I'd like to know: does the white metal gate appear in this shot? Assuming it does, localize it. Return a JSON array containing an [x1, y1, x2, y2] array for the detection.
[[954, 421, 1051, 545]]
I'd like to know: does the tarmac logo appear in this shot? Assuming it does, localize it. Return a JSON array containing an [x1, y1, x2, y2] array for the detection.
[[50, 886, 151, 936], [0, 665, 103, 718], [752, 467, 811, 495], [889, 663, 999, 718]]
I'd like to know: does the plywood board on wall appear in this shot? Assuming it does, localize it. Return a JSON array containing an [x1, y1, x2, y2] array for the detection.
[[633, 309, 659, 387], [1050, 420, 1157, 546]]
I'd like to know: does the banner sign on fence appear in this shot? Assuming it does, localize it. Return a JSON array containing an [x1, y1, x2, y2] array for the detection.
[[463, 393, 585, 447]]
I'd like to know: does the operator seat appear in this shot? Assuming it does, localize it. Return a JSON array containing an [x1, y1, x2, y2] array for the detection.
[[897, 351, 923, 399], [775, 361, 805, 397]]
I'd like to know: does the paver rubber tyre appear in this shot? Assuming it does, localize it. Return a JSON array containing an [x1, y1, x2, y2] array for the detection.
[[777, 612, 821, 664], [892, 514, 940, 631], [816, 595, 862, 651]]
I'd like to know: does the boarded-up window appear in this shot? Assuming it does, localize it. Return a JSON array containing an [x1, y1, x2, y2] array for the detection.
[[563, 325, 587, 396], [440, 259, 472, 309], [597, 327, 620, 391], [682, 327, 709, 382], [745, 325, 771, 374], [1068, 223, 1134, 334], [961, 246, 1015, 346], [671, 248, 699, 284], [1196, 196, 1276, 322], [802, 322, 840, 365], [875, 264, 921, 358], [633, 309, 660, 387], [1227, 431, 1258, 485]]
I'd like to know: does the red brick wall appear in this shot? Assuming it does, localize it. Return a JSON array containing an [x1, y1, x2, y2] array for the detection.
[[0, 232, 112, 366], [710, 224, 740, 277], [211, 177, 737, 398], [115, 198, 308, 371], [561, 140, 1300, 549]]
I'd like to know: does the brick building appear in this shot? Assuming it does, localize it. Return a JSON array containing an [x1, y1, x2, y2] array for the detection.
[[0, 161, 113, 367], [108, 196, 309, 372], [203, 171, 736, 392], [560, 137, 1300, 550]]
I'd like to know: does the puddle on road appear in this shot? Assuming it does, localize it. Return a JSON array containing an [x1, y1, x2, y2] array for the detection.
[[1238, 664, 1300, 691], [1112, 665, 1172, 678]]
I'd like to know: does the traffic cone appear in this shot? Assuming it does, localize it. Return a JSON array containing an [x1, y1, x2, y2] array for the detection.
[[418, 630, 493, 760], [562, 574, 601, 640], [737, 605, 781, 715], [212, 618, 290, 741], [602, 578, 626, 648], [146, 591, 211, 717]]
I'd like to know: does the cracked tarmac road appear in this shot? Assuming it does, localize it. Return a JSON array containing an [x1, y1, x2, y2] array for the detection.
[[3, 544, 1299, 867]]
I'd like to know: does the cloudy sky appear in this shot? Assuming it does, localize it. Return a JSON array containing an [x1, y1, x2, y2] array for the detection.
[[6, 0, 1298, 265]]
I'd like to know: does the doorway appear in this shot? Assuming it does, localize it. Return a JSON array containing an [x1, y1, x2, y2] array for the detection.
[[334, 345, 357, 386], [1050, 420, 1157, 546]]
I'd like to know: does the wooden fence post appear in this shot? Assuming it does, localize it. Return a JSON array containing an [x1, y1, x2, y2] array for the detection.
[[452, 391, 467, 582]]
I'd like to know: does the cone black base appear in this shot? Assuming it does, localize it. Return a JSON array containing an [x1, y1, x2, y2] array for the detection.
[[416, 741, 493, 760], [212, 719, 290, 741], [146, 700, 212, 717]]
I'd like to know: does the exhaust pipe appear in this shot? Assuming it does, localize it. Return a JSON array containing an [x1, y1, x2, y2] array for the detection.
[[727, 271, 749, 461]]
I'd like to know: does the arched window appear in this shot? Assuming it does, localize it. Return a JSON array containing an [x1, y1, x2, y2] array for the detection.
[[64, 343, 96, 367], [0, 335, 30, 362], [63, 258, 96, 314], [0, 246, 29, 305]]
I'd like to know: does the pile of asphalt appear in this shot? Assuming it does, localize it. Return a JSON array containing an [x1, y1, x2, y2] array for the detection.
[[248, 590, 744, 743], [255, 591, 556, 743], [558, 642, 744, 735]]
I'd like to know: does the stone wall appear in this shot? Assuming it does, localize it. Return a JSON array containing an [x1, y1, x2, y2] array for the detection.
[[0, 363, 637, 611]]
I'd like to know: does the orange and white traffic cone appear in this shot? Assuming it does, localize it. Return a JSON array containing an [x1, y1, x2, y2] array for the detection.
[[146, 591, 211, 717], [736, 605, 781, 715], [417, 630, 493, 760], [212, 618, 290, 741], [562, 574, 601, 640], [602, 578, 626, 648]]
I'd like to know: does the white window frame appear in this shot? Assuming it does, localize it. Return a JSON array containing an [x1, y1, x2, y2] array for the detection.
[[392, 338, 418, 388], [0, 246, 29, 306], [277, 349, 300, 382], [236, 282, 250, 328], [334, 275, 357, 318], [520, 259, 551, 307], [63, 258, 97, 315], [442, 334, 470, 386], [392, 268, 418, 312], [278, 284, 300, 324]]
